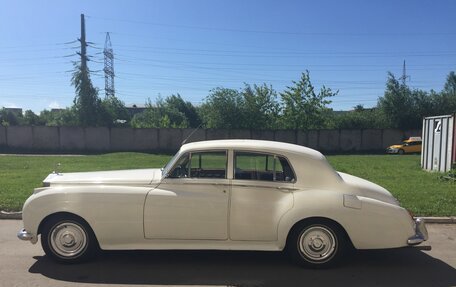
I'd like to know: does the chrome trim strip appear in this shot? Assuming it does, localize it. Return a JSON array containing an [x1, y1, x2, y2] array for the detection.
[[407, 218, 429, 245], [230, 183, 298, 191], [163, 181, 230, 187]]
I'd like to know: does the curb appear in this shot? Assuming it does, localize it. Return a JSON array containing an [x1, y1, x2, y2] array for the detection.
[[1, 211, 456, 223], [0, 211, 22, 220], [421, 217, 456, 224]]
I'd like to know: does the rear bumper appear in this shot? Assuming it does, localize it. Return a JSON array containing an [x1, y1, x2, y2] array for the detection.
[[407, 218, 429, 245]]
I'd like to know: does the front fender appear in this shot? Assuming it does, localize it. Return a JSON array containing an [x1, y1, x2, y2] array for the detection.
[[22, 185, 151, 248]]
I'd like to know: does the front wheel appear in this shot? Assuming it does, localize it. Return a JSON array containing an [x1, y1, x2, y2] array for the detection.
[[398, 149, 405, 155], [41, 215, 98, 263], [287, 220, 347, 268]]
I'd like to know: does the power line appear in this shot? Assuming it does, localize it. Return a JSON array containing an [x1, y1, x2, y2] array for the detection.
[[87, 15, 456, 37]]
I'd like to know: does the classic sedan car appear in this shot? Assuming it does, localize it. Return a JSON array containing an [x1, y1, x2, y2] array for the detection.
[[18, 139, 428, 267]]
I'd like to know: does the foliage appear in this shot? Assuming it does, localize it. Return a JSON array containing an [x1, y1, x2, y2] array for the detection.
[[4, 68, 455, 129], [280, 71, 337, 129], [0, 108, 21, 126], [200, 88, 245, 129], [376, 71, 456, 129], [332, 107, 388, 129], [22, 110, 41, 125], [241, 84, 280, 129], [131, 96, 190, 128], [164, 94, 201, 128], [71, 62, 100, 126], [38, 108, 79, 126], [99, 96, 131, 127], [377, 72, 416, 129], [435, 71, 456, 115], [199, 84, 281, 129]]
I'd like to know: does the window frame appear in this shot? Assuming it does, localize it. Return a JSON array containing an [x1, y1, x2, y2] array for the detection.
[[233, 150, 297, 183], [167, 150, 229, 180]]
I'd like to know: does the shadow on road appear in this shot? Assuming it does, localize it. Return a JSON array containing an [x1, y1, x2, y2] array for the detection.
[[29, 248, 456, 287]]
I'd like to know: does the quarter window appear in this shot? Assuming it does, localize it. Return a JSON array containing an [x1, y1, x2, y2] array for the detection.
[[234, 152, 295, 182]]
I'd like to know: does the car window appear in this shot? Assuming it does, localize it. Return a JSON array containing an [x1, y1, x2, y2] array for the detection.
[[168, 153, 190, 178], [189, 151, 227, 179], [234, 152, 295, 182], [276, 156, 295, 182]]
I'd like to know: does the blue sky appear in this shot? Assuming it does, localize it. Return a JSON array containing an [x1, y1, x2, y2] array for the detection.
[[0, 0, 455, 112]]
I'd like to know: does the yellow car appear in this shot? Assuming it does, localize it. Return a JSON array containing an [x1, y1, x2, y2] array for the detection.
[[386, 137, 422, 155]]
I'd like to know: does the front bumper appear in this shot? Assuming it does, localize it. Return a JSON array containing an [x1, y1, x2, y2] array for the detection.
[[407, 218, 429, 245], [17, 228, 37, 243], [386, 148, 399, 154]]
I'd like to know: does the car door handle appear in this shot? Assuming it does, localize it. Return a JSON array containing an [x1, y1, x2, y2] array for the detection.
[[277, 186, 298, 192]]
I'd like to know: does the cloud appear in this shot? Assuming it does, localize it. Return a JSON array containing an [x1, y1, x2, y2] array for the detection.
[[48, 101, 61, 109], [2, 102, 19, 108]]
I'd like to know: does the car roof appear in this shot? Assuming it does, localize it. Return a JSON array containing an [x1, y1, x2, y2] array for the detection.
[[404, 137, 422, 142], [180, 139, 325, 161]]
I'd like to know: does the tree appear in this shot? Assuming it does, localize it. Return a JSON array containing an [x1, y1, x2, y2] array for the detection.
[[280, 71, 337, 129], [241, 84, 280, 129], [39, 108, 79, 126], [164, 94, 201, 128], [377, 72, 417, 129], [71, 62, 101, 126], [200, 88, 245, 129], [23, 110, 40, 125], [130, 97, 189, 128], [0, 108, 22, 126], [99, 97, 130, 127], [333, 108, 388, 129], [437, 71, 456, 115]]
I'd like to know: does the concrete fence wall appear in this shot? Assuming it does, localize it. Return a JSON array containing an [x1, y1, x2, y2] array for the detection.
[[0, 126, 422, 153]]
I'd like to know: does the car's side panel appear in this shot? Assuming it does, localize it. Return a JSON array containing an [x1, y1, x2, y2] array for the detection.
[[22, 186, 150, 249], [144, 178, 230, 240], [277, 189, 416, 250], [229, 180, 293, 241]]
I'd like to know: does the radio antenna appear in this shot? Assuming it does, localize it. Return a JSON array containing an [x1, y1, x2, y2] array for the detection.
[[182, 123, 203, 145]]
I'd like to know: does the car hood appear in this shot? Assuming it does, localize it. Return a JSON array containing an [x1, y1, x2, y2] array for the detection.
[[43, 168, 162, 186], [338, 172, 399, 206]]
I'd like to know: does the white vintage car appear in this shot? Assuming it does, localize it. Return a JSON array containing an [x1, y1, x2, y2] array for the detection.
[[18, 139, 428, 267]]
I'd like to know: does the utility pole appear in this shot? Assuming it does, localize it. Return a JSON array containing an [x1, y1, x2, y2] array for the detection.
[[399, 60, 410, 85], [78, 14, 88, 74], [104, 32, 115, 99]]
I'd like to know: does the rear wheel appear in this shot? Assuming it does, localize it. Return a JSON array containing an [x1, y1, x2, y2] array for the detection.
[[288, 220, 347, 268], [41, 215, 98, 263]]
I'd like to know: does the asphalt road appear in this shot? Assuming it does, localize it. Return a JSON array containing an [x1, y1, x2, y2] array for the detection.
[[1, 220, 455, 287]]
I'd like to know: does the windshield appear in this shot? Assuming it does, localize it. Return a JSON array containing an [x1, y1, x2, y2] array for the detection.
[[162, 151, 181, 177]]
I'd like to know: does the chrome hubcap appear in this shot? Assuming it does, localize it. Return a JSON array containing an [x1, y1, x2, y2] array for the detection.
[[50, 222, 87, 258], [298, 226, 336, 262]]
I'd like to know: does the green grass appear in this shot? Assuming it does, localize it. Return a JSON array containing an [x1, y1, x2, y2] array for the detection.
[[0, 153, 454, 216]]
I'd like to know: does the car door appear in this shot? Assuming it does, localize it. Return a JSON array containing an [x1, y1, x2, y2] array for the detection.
[[144, 150, 229, 240], [411, 141, 422, 153], [229, 151, 295, 241]]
